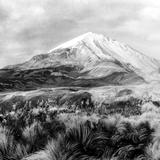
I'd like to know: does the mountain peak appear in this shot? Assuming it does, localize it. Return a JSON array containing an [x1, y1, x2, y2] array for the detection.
[[80, 32, 95, 37], [49, 32, 104, 52]]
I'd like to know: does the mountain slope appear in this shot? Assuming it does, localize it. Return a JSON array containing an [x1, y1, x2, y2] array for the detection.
[[1, 32, 159, 91]]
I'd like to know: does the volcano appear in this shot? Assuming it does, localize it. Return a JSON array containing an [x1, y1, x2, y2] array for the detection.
[[1, 32, 160, 92]]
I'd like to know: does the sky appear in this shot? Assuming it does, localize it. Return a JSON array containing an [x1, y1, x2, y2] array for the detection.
[[0, 0, 160, 68]]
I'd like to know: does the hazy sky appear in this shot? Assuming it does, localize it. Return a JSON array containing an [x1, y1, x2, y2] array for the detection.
[[0, 0, 160, 68]]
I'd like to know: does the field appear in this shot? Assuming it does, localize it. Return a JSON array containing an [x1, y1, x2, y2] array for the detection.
[[0, 90, 160, 160]]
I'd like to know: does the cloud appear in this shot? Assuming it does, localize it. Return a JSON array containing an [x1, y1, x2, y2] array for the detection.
[[147, 33, 160, 41], [140, 7, 160, 20], [0, 0, 160, 68]]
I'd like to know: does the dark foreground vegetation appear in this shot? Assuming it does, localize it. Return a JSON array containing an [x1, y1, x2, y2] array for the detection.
[[0, 98, 160, 160]]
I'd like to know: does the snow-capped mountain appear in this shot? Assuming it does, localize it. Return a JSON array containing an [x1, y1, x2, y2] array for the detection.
[[1, 32, 160, 91], [6, 32, 160, 77]]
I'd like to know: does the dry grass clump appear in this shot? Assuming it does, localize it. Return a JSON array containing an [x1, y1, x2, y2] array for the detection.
[[0, 126, 27, 160], [41, 118, 153, 160]]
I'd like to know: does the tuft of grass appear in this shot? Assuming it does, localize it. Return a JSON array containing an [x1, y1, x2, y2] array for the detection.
[[45, 138, 65, 160], [22, 122, 48, 153], [0, 126, 27, 160]]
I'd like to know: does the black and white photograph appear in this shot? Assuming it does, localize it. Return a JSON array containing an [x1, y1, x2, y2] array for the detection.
[[0, 0, 160, 159]]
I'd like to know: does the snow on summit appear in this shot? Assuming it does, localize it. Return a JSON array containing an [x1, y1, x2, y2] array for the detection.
[[49, 32, 97, 51]]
